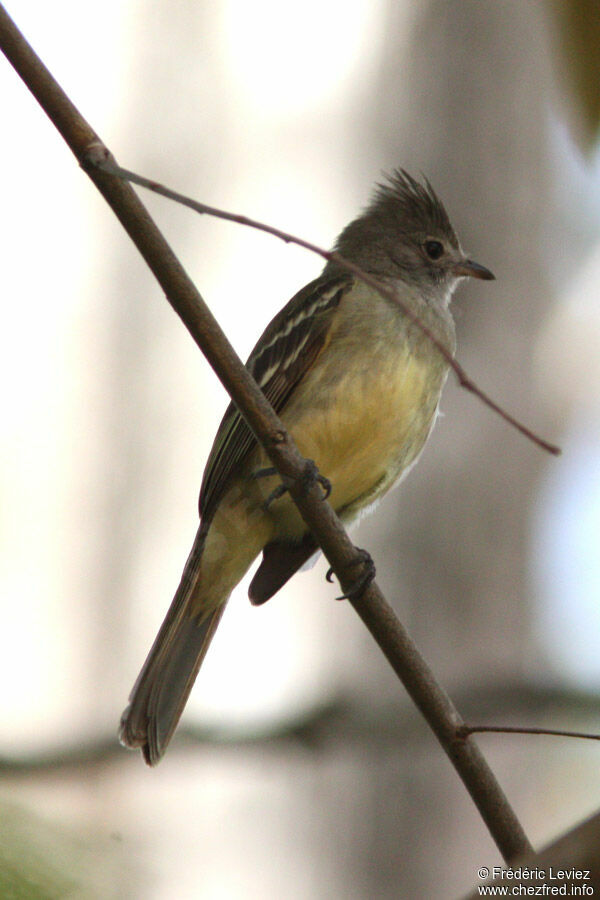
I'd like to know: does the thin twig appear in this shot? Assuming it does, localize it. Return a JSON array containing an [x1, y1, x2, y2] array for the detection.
[[93, 160, 561, 458], [0, 3, 532, 862], [459, 724, 600, 742]]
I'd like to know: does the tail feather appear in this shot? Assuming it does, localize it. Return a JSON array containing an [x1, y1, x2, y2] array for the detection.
[[119, 526, 226, 765]]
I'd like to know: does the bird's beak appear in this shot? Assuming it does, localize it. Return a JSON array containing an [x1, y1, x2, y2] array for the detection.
[[453, 258, 495, 281]]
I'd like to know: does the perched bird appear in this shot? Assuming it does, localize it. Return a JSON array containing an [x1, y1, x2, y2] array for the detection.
[[120, 170, 494, 764]]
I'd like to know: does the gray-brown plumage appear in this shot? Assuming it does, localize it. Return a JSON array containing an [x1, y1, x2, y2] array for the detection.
[[119, 170, 494, 764]]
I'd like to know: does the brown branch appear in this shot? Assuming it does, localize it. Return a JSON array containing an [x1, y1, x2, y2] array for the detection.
[[91, 160, 561, 458], [0, 3, 532, 862]]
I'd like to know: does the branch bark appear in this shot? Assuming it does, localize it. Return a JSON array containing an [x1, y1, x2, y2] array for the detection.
[[0, 3, 532, 862]]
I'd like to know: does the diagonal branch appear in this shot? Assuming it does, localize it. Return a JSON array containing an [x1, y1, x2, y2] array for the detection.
[[0, 3, 532, 862]]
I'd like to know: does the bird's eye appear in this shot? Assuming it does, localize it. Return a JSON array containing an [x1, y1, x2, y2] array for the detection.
[[424, 239, 444, 260]]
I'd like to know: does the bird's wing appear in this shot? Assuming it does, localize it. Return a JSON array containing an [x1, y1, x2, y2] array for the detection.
[[199, 273, 352, 523]]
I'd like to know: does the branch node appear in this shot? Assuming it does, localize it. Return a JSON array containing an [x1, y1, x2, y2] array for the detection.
[[80, 140, 113, 171]]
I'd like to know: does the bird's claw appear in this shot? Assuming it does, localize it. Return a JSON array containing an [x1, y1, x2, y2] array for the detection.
[[326, 548, 376, 601], [253, 460, 331, 510], [300, 459, 331, 500]]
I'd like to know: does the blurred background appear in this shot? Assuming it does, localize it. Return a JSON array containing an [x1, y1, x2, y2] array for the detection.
[[2, 0, 600, 896]]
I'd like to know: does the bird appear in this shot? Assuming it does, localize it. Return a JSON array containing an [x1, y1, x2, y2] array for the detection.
[[119, 169, 494, 764]]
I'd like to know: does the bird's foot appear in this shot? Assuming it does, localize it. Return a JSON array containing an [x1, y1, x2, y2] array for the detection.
[[326, 548, 376, 600], [253, 460, 331, 510]]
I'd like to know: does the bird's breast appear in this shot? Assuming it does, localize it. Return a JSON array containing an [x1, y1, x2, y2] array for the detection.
[[282, 335, 449, 521]]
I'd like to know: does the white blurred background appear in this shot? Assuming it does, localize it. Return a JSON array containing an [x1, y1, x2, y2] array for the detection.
[[2, 1, 600, 896]]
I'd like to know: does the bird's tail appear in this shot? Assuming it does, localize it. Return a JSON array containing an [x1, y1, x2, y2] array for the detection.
[[119, 525, 227, 765]]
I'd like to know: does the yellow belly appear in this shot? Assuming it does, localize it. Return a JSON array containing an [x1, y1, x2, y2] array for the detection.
[[263, 343, 448, 536]]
